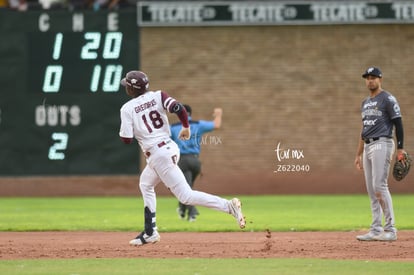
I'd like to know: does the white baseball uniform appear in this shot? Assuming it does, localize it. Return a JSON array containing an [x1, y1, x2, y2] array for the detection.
[[119, 90, 230, 215]]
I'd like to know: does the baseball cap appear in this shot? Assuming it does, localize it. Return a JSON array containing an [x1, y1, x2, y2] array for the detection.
[[362, 67, 382, 78], [183, 104, 192, 115]]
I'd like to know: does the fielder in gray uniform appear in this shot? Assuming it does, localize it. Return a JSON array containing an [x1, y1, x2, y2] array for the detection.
[[354, 67, 406, 241]]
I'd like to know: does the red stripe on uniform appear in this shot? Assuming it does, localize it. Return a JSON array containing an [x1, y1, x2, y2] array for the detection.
[[161, 91, 176, 111]]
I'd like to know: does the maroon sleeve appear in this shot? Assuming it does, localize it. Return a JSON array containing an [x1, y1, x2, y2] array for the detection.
[[120, 137, 133, 144], [160, 91, 171, 107], [175, 105, 189, 128], [161, 91, 189, 128]]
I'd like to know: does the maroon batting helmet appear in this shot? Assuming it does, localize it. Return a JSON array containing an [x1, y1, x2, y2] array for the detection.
[[121, 71, 149, 96]]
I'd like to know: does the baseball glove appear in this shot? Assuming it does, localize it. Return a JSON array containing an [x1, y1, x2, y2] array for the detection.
[[392, 151, 412, 181]]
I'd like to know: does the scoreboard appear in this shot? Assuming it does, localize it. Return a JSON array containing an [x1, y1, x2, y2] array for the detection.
[[0, 10, 139, 175]]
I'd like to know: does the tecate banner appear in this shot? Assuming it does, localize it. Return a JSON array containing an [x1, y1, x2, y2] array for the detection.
[[137, 1, 414, 26]]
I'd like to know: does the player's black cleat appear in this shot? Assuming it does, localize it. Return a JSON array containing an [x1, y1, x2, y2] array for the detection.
[[129, 230, 160, 246]]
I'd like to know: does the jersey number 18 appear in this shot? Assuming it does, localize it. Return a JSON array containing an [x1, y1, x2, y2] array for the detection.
[[141, 110, 164, 133]]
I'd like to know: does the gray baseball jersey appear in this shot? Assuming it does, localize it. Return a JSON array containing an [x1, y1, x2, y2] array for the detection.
[[360, 90, 401, 139]]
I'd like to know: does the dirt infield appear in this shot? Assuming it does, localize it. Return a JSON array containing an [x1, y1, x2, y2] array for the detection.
[[1, 231, 414, 261], [1, 176, 413, 261], [1, 175, 413, 261]]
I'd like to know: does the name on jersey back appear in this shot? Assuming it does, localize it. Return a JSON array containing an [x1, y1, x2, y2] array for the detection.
[[134, 99, 157, 113]]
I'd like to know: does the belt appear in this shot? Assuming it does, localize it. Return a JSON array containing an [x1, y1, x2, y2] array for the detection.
[[364, 137, 380, 144], [145, 140, 171, 157], [363, 137, 393, 144]]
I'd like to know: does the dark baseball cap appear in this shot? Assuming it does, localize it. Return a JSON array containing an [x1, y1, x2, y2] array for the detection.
[[362, 67, 382, 78], [183, 104, 192, 115]]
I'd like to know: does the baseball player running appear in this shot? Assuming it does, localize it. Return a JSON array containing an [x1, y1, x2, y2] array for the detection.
[[118, 70, 246, 246], [354, 67, 406, 241]]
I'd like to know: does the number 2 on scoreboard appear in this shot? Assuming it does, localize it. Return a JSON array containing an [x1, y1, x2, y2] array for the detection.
[[48, 132, 69, 160]]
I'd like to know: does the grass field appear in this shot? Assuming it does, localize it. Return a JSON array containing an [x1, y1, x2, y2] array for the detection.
[[1, 258, 414, 275], [1, 194, 414, 274]]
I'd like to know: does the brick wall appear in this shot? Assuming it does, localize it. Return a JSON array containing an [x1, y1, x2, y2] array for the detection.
[[140, 24, 414, 194]]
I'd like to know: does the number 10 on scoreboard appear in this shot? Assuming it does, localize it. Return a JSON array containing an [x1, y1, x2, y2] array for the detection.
[[42, 32, 124, 93]]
